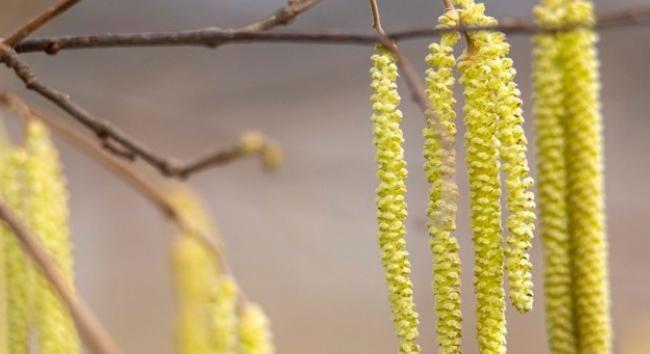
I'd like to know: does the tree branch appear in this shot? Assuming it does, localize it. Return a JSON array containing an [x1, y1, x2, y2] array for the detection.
[[11, 5, 650, 54], [3, 0, 82, 47], [0, 45, 279, 179], [239, 0, 321, 32], [0, 197, 122, 354]]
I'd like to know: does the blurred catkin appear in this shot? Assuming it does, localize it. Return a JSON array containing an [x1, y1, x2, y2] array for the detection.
[[0, 149, 33, 354], [456, 1, 507, 352], [211, 276, 238, 354], [559, 1, 611, 352], [25, 120, 80, 354], [239, 303, 274, 354], [423, 9, 463, 354], [370, 44, 420, 354], [533, 0, 578, 352]]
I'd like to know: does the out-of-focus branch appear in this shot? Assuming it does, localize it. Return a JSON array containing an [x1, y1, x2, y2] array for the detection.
[[3, 0, 82, 47], [0, 197, 122, 354], [0, 45, 281, 179], [12, 5, 650, 54], [239, 0, 321, 32]]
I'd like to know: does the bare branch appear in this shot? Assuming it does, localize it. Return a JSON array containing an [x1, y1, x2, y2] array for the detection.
[[0, 197, 122, 354], [239, 0, 321, 32], [3, 0, 82, 47], [12, 6, 650, 54], [0, 45, 278, 178]]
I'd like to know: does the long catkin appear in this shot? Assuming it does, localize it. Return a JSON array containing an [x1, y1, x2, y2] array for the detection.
[[1, 150, 33, 354], [25, 120, 80, 354], [370, 44, 420, 354], [533, 1, 578, 352], [559, 1, 611, 352], [456, 2, 507, 352], [423, 9, 463, 354]]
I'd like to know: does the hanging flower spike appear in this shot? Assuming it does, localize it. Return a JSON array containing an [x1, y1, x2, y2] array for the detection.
[[559, 1, 611, 352], [424, 9, 463, 354], [239, 303, 275, 354], [486, 26, 537, 314], [533, 1, 578, 353], [1, 149, 33, 354], [25, 120, 80, 354], [456, 2, 507, 353], [370, 43, 421, 354], [211, 276, 238, 354]]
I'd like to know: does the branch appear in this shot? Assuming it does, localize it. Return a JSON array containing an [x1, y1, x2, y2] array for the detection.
[[3, 0, 82, 47], [12, 5, 650, 54], [0, 45, 280, 178], [0, 197, 122, 354], [239, 0, 321, 32]]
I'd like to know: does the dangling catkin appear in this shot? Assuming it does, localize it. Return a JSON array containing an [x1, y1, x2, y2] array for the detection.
[[533, 1, 578, 352], [0, 149, 33, 354], [370, 43, 420, 354], [239, 303, 274, 354], [423, 9, 462, 354], [456, 1, 507, 352], [559, 1, 611, 352], [25, 120, 80, 354]]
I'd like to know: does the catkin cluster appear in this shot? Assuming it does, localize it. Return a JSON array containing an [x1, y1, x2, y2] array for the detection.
[[170, 187, 275, 354], [369, 43, 420, 354], [423, 9, 463, 354], [534, 0, 611, 353], [0, 119, 80, 353]]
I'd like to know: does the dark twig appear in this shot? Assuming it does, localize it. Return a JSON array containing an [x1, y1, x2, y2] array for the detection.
[[12, 6, 650, 54], [0, 197, 123, 354], [3, 0, 82, 47], [239, 0, 321, 32], [0, 45, 279, 179]]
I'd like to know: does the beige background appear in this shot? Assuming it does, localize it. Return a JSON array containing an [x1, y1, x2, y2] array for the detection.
[[1, 0, 650, 353]]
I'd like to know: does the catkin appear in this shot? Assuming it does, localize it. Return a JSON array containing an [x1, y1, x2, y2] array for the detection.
[[370, 44, 420, 354], [25, 120, 80, 354], [239, 303, 275, 354], [423, 9, 463, 354], [211, 276, 238, 354], [559, 1, 611, 352], [456, 2, 507, 352], [1, 150, 33, 354], [533, 1, 578, 353]]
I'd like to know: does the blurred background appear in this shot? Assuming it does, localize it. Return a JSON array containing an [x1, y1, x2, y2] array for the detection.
[[1, 0, 649, 353]]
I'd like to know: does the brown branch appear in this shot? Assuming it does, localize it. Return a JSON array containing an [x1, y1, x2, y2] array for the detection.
[[12, 5, 650, 54], [3, 0, 82, 47], [0, 197, 122, 354], [0, 45, 279, 179], [239, 0, 321, 32], [368, 0, 385, 35]]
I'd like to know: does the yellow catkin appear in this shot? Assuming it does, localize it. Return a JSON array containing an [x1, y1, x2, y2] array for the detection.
[[456, 2, 507, 352], [0, 150, 33, 354], [211, 276, 238, 354], [239, 303, 274, 354], [533, 1, 578, 353], [25, 120, 80, 354], [423, 9, 463, 354], [370, 44, 420, 354], [559, 1, 611, 352]]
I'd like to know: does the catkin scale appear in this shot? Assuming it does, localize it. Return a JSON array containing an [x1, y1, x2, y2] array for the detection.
[[533, 1, 578, 353], [25, 120, 80, 354], [211, 277, 238, 354], [370, 44, 421, 354], [239, 303, 275, 354], [1, 150, 33, 354], [559, 1, 611, 352], [423, 9, 463, 354]]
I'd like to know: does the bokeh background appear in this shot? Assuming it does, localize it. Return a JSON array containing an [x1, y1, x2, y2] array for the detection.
[[1, 0, 649, 353]]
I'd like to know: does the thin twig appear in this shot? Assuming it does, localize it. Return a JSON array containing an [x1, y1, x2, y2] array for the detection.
[[0, 197, 122, 354], [368, 0, 385, 34], [3, 0, 82, 47], [11, 5, 650, 54], [0, 45, 278, 179], [238, 0, 321, 32]]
